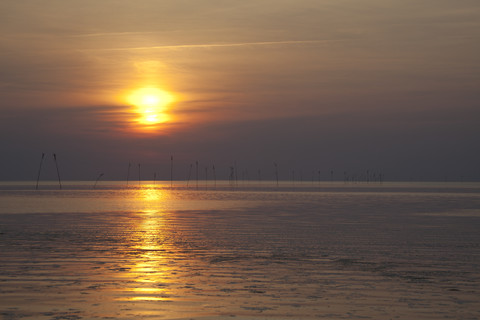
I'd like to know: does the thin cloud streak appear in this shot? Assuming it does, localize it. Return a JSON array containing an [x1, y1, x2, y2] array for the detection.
[[70, 31, 162, 38], [82, 39, 347, 52]]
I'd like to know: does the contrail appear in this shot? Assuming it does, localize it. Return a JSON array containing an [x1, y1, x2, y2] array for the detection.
[[83, 39, 337, 52]]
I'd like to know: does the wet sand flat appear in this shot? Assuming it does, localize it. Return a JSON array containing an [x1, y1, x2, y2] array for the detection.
[[1, 182, 480, 319]]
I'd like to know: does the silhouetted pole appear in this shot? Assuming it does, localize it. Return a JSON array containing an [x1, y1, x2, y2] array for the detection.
[[234, 161, 238, 187], [229, 166, 235, 188], [205, 167, 208, 190], [153, 172, 157, 185], [126, 162, 131, 186], [186, 164, 192, 187], [330, 170, 334, 183], [213, 165, 216, 189], [53, 153, 62, 190], [170, 155, 173, 188], [138, 163, 141, 185], [195, 161, 199, 190], [93, 173, 104, 189], [35, 153, 45, 190], [274, 162, 279, 187]]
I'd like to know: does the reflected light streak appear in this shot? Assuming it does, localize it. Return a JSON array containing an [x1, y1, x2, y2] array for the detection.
[[119, 188, 177, 302], [140, 187, 166, 202]]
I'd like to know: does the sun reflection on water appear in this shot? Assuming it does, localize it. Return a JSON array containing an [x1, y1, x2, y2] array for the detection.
[[119, 188, 176, 302]]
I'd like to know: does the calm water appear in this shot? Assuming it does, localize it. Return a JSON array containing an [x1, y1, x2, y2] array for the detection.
[[1, 181, 479, 319]]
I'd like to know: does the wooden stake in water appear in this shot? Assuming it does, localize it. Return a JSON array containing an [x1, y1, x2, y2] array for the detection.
[[205, 167, 208, 190], [93, 173, 104, 189], [170, 155, 173, 188], [35, 153, 45, 190], [138, 163, 141, 185], [53, 153, 62, 190], [195, 161, 199, 190], [186, 164, 192, 187], [213, 165, 216, 189], [126, 162, 131, 186], [274, 162, 279, 187], [229, 166, 235, 188], [234, 161, 238, 187]]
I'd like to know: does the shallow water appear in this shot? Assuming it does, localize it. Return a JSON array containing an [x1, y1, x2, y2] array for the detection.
[[1, 181, 480, 319]]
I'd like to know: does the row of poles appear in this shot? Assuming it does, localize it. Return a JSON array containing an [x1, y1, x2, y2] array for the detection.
[[35, 153, 175, 190], [125, 158, 219, 187], [127, 156, 182, 188], [36, 153, 383, 190], [123, 158, 332, 189], [184, 160, 217, 189]]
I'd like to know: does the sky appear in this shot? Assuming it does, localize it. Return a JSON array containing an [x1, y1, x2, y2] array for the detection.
[[1, 0, 479, 181]]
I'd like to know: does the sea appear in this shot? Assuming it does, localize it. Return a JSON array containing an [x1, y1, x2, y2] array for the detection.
[[0, 181, 479, 320]]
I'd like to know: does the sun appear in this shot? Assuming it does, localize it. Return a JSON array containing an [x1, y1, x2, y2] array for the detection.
[[126, 88, 175, 126]]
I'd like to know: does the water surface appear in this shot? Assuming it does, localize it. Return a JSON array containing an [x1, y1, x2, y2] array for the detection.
[[1, 181, 479, 319]]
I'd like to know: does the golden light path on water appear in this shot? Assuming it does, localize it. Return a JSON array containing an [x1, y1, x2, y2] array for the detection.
[[116, 188, 174, 303], [125, 216, 172, 302]]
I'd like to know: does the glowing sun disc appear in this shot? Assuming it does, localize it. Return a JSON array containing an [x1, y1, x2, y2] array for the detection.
[[126, 88, 174, 125]]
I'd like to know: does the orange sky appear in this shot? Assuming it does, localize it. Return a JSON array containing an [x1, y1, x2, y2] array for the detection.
[[1, 1, 479, 180]]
